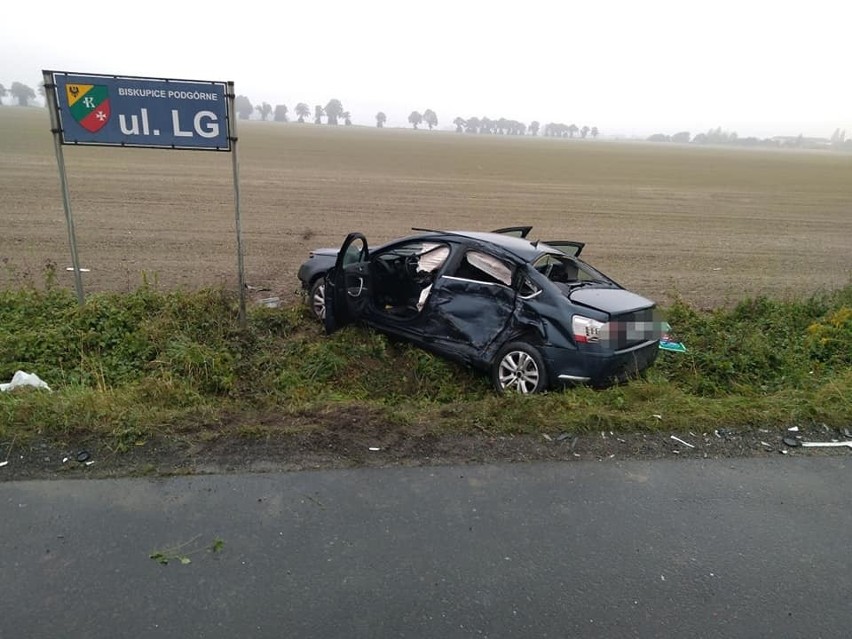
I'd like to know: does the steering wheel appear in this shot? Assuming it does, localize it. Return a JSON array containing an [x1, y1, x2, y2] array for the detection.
[[404, 255, 420, 277], [374, 258, 394, 276]]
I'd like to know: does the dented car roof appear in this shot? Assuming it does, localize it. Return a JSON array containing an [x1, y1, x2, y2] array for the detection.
[[412, 230, 563, 263]]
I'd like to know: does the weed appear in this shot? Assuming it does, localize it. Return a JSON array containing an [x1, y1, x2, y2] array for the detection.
[[149, 536, 224, 566], [1, 284, 850, 449]]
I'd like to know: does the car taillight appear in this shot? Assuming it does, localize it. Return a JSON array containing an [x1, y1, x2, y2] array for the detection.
[[572, 315, 607, 344]]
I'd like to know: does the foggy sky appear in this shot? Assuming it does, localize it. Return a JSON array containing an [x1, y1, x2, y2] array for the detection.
[[2, 0, 849, 138]]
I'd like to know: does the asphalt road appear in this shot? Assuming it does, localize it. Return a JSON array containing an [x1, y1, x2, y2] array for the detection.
[[2, 457, 850, 638]]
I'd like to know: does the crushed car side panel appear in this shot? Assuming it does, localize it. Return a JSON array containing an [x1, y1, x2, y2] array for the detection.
[[420, 277, 515, 358]]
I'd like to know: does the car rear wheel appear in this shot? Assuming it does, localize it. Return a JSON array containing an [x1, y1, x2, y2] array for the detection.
[[309, 278, 326, 321], [492, 342, 548, 394]]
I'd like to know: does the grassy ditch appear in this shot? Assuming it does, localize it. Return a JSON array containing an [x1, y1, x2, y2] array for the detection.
[[1, 282, 850, 454]]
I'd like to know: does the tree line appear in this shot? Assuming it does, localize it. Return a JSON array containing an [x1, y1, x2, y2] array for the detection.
[[236, 95, 601, 138], [8, 81, 847, 151], [647, 127, 852, 151], [0, 82, 41, 106], [235, 96, 356, 125]]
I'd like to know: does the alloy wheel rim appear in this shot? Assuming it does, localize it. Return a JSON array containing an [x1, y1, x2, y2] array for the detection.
[[498, 351, 539, 394], [313, 284, 326, 320]]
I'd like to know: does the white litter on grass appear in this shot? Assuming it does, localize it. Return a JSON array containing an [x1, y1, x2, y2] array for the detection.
[[0, 371, 51, 392], [259, 297, 281, 308], [670, 435, 695, 449], [0, 461, 8, 468], [368, 447, 381, 452], [788, 426, 799, 432], [652, 414, 663, 420], [65, 267, 91, 272]]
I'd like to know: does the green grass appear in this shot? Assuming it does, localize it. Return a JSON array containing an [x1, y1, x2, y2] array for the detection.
[[1, 279, 850, 451]]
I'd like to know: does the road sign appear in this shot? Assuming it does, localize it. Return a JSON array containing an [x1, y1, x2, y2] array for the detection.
[[48, 71, 231, 151], [44, 70, 246, 323]]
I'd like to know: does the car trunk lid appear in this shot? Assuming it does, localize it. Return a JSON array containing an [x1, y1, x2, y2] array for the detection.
[[567, 287, 654, 315]]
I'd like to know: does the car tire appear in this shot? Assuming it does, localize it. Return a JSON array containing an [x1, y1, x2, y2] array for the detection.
[[492, 342, 548, 394], [308, 277, 326, 322]]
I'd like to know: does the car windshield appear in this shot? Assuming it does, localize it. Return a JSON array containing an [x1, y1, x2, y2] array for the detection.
[[532, 253, 612, 285]]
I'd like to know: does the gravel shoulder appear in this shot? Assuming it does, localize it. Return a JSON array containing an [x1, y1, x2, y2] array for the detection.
[[2, 416, 847, 481]]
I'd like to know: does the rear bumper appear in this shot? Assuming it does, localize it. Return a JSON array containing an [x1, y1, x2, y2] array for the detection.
[[543, 339, 660, 387]]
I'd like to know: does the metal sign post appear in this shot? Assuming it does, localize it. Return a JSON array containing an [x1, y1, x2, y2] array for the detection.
[[227, 83, 247, 327], [43, 70, 85, 305]]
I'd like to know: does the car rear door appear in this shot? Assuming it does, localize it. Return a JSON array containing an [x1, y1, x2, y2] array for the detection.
[[421, 248, 517, 364], [324, 233, 371, 334]]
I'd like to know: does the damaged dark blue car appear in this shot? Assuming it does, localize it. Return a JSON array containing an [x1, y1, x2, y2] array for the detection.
[[297, 227, 663, 393]]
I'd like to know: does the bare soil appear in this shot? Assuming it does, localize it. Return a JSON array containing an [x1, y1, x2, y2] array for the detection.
[[3, 410, 848, 481], [1, 108, 850, 309]]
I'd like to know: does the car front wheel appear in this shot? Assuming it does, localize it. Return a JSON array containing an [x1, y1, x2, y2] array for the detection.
[[309, 277, 326, 321], [492, 342, 548, 394]]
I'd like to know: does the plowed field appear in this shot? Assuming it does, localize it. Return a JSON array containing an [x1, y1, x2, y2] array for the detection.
[[2, 108, 850, 307]]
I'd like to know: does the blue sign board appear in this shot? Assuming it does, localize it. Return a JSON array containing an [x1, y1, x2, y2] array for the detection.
[[48, 71, 232, 151]]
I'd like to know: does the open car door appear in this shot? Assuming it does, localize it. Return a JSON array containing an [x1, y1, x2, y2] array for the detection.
[[491, 226, 533, 238], [542, 240, 585, 257], [324, 233, 371, 334]]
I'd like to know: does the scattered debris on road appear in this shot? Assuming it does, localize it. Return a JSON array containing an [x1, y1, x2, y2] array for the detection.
[[150, 536, 225, 566], [801, 441, 852, 450], [670, 435, 695, 449]]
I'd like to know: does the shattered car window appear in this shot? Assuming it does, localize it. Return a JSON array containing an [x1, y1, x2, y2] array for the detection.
[[533, 253, 608, 284], [462, 251, 513, 286], [371, 241, 451, 318]]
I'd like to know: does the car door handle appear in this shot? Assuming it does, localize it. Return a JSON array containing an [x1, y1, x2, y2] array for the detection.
[[347, 277, 364, 297]]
